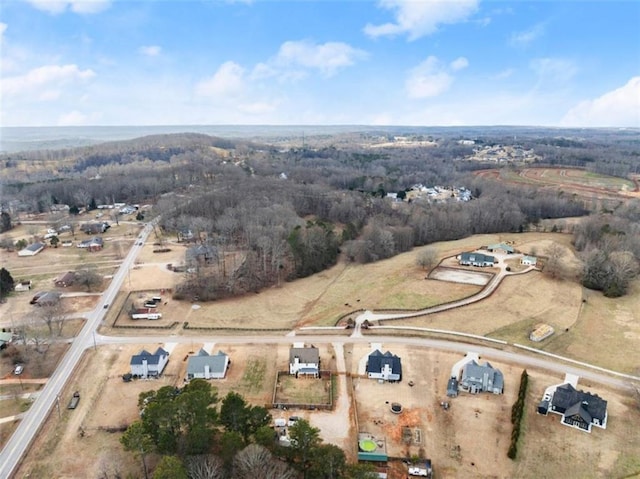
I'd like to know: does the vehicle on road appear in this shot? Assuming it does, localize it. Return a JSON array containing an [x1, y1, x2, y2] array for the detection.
[[13, 365, 24, 375], [103, 304, 109, 309]]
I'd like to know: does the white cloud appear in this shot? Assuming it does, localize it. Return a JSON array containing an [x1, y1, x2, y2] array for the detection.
[[138, 45, 161, 57], [450, 57, 469, 71], [2, 64, 95, 96], [195, 61, 245, 98], [510, 23, 546, 47], [364, 0, 479, 41], [406, 56, 461, 99], [0, 22, 7, 41], [275, 40, 367, 77], [562, 77, 640, 127], [24, 0, 111, 14]]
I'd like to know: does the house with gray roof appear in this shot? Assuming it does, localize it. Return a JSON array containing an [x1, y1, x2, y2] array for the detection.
[[459, 252, 495, 267], [521, 255, 537, 266], [187, 350, 229, 380], [130, 347, 169, 378], [366, 350, 402, 382], [289, 346, 320, 377], [186, 244, 217, 266], [544, 383, 608, 433], [459, 360, 503, 394]]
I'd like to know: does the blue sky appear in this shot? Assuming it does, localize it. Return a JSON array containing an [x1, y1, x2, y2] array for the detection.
[[1, 0, 639, 127]]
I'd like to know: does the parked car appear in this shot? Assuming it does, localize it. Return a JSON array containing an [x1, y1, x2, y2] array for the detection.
[[13, 364, 24, 375]]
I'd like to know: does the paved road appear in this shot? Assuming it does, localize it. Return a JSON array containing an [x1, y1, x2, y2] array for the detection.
[[0, 222, 155, 479]]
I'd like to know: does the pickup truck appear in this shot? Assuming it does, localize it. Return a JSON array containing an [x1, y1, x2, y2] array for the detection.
[[67, 391, 81, 410]]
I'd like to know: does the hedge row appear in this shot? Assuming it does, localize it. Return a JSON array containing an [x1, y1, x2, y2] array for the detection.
[[508, 369, 529, 460]]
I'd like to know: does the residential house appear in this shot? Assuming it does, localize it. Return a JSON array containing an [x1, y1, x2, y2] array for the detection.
[[130, 347, 170, 378], [521, 255, 537, 266], [289, 346, 320, 378], [487, 243, 515, 254], [18, 242, 45, 257], [186, 244, 217, 266], [33, 291, 61, 307], [14, 280, 32, 292], [81, 222, 110, 235], [459, 252, 495, 267], [77, 237, 103, 251], [366, 350, 402, 382], [459, 360, 504, 394], [544, 383, 608, 433], [54, 271, 76, 288], [186, 350, 230, 380]]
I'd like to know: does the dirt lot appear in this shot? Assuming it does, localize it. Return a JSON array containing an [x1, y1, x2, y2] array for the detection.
[[474, 167, 639, 201]]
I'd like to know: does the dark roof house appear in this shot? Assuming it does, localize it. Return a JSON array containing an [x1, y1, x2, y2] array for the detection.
[[549, 383, 608, 432], [186, 244, 217, 265], [130, 347, 169, 378], [366, 350, 402, 382], [55, 271, 77, 288]]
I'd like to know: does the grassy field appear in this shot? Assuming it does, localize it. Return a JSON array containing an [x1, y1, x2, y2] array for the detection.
[[275, 374, 332, 405]]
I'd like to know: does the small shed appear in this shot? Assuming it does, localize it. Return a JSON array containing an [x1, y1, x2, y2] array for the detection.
[[446, 377, 459, 397]]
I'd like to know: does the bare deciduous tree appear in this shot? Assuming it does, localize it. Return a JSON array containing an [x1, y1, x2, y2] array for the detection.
[[416, 247, 439, 271], [185, 454, 224, 479], [233, 444, 297, 479]]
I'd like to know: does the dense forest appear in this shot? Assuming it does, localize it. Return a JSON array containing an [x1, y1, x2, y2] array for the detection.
[[1, 128, 638, 298]]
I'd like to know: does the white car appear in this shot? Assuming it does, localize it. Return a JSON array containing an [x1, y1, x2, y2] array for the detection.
[[13, 365, 24, 375]]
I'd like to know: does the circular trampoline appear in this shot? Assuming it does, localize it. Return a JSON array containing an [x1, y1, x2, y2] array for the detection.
[[359, 438, 377, 452]]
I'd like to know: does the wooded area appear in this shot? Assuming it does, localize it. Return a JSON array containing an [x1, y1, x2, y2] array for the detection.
[[1, 128, 638, 299]]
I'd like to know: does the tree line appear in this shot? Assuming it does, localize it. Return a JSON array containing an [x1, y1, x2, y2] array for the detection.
[[119, 381, 377, 479]]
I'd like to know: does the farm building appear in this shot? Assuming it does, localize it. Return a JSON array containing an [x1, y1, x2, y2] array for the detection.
[[14, 280, 32, 292], [289, 346, 320, 377], [186, 350, 229, 380], [487, 243, 515, 254], [366, 350, 402, 382], [0, 332, 14, 349], [521, 255, 538, 266], [530, 323, 554, 342], [541, 383, 608, 433], [459, 252, 495, 267], [130, 347, 169, 378], [18, 242, 45, 257]]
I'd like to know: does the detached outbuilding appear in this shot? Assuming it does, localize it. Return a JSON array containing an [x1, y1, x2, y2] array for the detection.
[[18, 242, 45, 257]]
